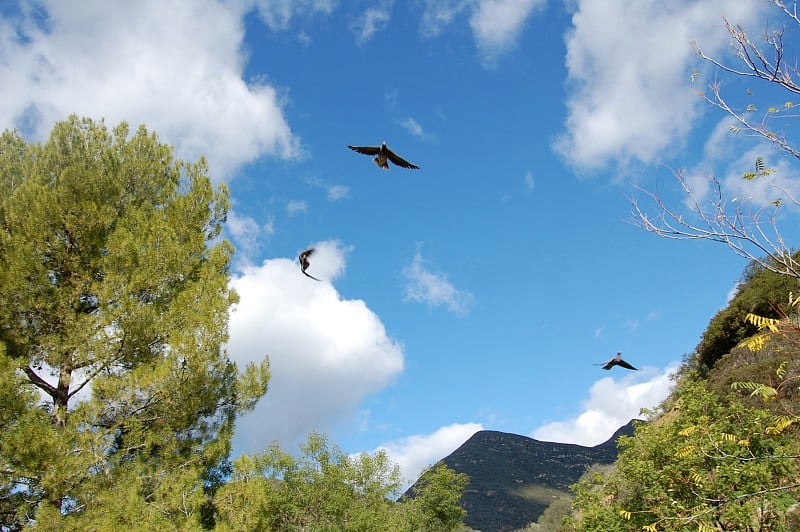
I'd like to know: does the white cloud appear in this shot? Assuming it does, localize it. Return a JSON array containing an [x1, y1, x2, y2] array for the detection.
[[306, 176, 350, 201], [675, 115, 800, 227], [226, 210, 274, 265], [532, 363, 679, 446], [252, 0, 336, 31], [384, 88, 400, 110], [403, 250, 475, 316], [325, 184, 350, 201], [554, 0, 766, 172], [524, 170, 535, 192], [399, 117, 430, 140], [0, 0, 302, 178], [720, 147, 800, 208], [374, 422, 483, 488], [419, 0, 544, 63], [419, 0, 472, 38], [286, 199, 308, 216], [227, 240, 404, 453], [351, 3, 392, 44], [469, 0, 545, 65]]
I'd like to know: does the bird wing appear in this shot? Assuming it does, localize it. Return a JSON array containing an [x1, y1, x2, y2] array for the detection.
[[384, 146, 420, 169], [348, 145, 381, 156], [616, 359, 638, 370], [299, 248, 314, 266], [299, 248, 320, 279], [302, 270, 321, 282], [593, 358, 614, 369]]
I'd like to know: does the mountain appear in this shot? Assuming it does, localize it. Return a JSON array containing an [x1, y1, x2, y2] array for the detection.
[[405, 421, 638, 532]]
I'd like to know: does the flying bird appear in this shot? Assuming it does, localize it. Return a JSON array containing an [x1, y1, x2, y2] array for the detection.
[[298, 248, 321, 281], [348, 142, 420, 170], [595, 352, 638, 371]]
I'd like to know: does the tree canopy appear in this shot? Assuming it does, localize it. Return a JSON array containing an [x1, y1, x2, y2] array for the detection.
[[0, 116, 270, 529]]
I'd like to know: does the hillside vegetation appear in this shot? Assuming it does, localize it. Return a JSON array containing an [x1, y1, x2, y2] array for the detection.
[[558, 261, 800, 531]]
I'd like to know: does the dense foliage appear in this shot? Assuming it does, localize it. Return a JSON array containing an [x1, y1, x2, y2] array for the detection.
[[214, 433, 469, 531], [565, 263, 800, 531], [694, 259, 800, 371], [0, 116, 272, 529], [567, 375, 800, 531]]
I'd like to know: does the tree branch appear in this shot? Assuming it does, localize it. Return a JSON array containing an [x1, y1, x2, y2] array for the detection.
[[22, 366, 57, 399], [629, 169, 800, 279]]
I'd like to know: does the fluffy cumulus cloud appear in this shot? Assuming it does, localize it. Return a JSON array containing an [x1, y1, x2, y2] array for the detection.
[[554, 0, 766, 172], [403, 250, 475, 316], [419, 0, 544, 63], [531, 363, 679, 446], [373, 422, 484, 488], [227, 240, 405, 453], [0, 0, 301, 178]]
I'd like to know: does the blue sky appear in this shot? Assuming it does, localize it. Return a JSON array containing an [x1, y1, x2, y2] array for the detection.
[[4, 0, 800, 487]]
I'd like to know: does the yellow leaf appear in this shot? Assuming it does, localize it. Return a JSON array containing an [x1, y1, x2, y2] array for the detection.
[[739, 333, 769, 351], [766, 416, 795, 435], [744, 313, 779, 331], [677, 445, 697, 458]]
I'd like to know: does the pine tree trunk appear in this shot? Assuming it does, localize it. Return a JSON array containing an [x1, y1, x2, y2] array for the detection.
[[52, 361, 72, 428]]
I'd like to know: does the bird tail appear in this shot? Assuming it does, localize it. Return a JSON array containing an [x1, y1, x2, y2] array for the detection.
[[373, 157, 389, 170]]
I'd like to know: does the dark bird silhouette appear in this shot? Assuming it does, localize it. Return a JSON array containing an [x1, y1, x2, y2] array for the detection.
[[348, 142, 420, 170], [299, 248, 321, 281], [594, 352, 638, 371]]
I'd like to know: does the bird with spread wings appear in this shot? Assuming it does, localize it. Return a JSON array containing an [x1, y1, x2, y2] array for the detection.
[[594, 352, 638, 371], [348, 142, 420, 170]]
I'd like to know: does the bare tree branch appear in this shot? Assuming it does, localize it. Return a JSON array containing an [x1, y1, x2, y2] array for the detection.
[[630, 169, 800, 278]]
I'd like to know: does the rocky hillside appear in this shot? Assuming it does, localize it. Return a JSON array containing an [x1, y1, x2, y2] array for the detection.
[[406, 421, 636, 531]]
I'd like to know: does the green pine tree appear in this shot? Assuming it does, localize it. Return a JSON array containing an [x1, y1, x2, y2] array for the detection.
[[0, 116, 269, 529]]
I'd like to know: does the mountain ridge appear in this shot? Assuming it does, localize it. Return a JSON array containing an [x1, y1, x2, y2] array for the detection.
[[406, 420, 638, 531]]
